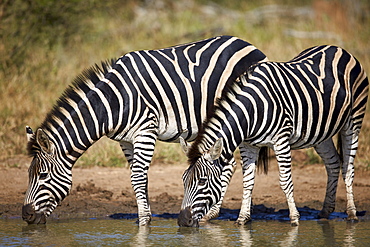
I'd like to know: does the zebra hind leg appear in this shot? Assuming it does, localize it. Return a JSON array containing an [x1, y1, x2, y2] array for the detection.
[[314, 139, 340, 218], [340, 125, 360, 221], [274, 141, 300, 226]]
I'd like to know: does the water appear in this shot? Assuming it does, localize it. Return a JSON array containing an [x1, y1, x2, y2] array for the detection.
[[1, 217, 370, 246]]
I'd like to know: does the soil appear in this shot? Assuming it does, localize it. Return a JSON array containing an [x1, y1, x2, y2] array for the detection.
[[1, 150, 370, 221]]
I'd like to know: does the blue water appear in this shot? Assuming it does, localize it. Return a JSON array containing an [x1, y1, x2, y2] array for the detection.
[[1, 217, 370, 246]]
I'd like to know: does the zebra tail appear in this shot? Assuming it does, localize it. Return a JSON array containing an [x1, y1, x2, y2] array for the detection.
[[351, 70, 369, 129], [337, 56, 369, 165], [257, 146, 269, 174]]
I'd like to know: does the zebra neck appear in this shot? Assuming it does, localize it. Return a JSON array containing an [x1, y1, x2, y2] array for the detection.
[[39, 85, 116, 168], [40, 124, 98, 168], [196, 85, 250, 162], [36, 59, 128, 168]]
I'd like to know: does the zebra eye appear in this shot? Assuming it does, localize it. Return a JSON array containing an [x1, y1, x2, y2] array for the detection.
[[198, 178, 207, 186], [39, 172, 48, 180]]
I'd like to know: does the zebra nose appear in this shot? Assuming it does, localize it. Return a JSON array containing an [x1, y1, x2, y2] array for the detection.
[[178, 207, 198, 227], [22, 203, 36, 223], [22, 203, 47, 224]]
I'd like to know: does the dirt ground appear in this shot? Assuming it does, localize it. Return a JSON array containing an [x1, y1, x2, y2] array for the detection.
[[1, 151, 370, 221]]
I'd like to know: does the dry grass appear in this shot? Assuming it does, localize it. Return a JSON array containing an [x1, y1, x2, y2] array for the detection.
[[1, 0, 369, 169]]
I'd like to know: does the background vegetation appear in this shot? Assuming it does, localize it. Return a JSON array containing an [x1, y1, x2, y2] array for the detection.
[[1, 0, 369, 169]]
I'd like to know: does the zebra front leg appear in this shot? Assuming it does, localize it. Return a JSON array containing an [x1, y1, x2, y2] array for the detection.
[[121, 135, 156, 226], [201, 202, 221, 222], [120, 141, 134, 164], [235, 144, 259, 225], [274, 142, 300, 226], [202, 158, 237, 222], [131, 161, 152, 226], [340, 127, 359, 221], [121, 141, 151, 225], [314, 139, 340, 218]]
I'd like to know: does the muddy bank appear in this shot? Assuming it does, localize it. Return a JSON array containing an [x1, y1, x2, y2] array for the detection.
[[1, 161, 369, 222]]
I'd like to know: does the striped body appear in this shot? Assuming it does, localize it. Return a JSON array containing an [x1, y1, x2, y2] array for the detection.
[[179, 45, 368, 226], [22, 36, 267, 225]]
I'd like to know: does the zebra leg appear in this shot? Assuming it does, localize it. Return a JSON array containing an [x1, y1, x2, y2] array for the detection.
[[120, 133, 157, 226], [202, 157, 237, 222], [340, 125, 359, 221], [314, 139, 340, 218], [234, 144, 259, 225], [120, 141, 134, 164], [274, 141, 300, 226]]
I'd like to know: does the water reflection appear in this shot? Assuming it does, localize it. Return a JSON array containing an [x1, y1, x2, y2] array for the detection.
[[318, 220, 357, 247], [177, 225, 203, 246], [21, 223, 74, 246], [21, 224, 50, 246], [319, 221, 338, 246], [203, 223, 229, 246], [237, 222, 298, 246], [344, 222, 356, 247], [1, 218, 369, 246], [178, 221, 299, 246], [22, 223, 48, 235], [237, 225, 253, 246], [279, 224, 298, 247], [132, 225, 150, 247]]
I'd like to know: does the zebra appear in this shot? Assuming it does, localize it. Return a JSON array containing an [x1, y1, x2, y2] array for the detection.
[[178, 45, 368, 227], [22, 35, 268, 225]]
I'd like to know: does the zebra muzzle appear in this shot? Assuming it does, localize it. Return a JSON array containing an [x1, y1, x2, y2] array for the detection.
[[22, 203, 46, 224], [178, 207, 199, 227]]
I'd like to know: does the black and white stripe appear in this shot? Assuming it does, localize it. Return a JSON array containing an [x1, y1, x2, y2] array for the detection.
[[22, 36, 267, 225], [178, 45, 368, 227]]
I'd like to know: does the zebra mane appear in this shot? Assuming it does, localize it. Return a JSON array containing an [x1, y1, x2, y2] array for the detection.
[[187, 65, 269, 173], [187, 73, 246, 166], [27, 58, 117, 156]]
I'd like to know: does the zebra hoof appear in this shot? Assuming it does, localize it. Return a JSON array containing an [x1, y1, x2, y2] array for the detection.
[[346, 213, 358, 222], [318, 210, 330, 219], [199, 217, 210, 223], [234, 217, 251, 225], [290, 219, 299, 227], [137, 216, 152, 226], [203, 210, 220, 221]]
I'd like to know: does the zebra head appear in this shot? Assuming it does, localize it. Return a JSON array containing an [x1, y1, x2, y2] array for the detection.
[[178, 138, 224, 227], [22, 126, 72, 224]]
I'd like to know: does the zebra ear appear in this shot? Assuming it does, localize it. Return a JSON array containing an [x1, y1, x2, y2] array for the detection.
[[36, 128, 52, 154], [26, 126, 34, 142], [179, 137, 191, 155], [206, 138, 223, 161]]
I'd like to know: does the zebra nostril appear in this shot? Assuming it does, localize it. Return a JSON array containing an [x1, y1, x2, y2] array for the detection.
[[188, 219, 193, 226]]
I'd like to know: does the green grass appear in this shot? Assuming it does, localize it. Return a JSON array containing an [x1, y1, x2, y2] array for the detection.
[[75, 138, 188, 168], [305, 148, 322, 165], [1, 0, 370, 169], [76, 137, 127, 168]]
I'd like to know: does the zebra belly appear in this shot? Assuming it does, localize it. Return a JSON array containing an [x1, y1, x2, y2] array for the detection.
[[288, 120, 347, 150], [156, 128, 199, 143], [245, 109, 350, 151], [156, 119, 199, 142]]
